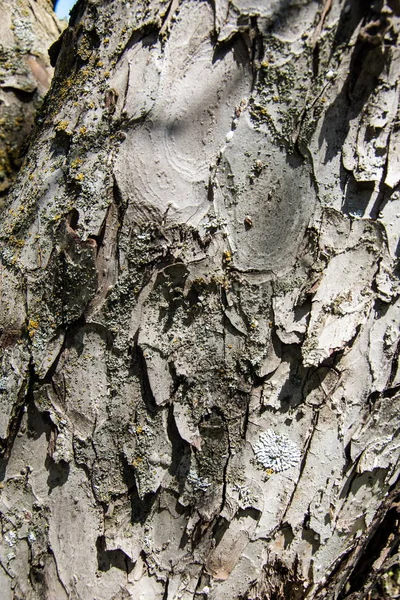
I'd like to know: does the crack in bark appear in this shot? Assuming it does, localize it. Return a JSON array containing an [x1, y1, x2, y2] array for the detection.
[[160, 0, 180, 37], [0, 357, 35, 462], [46, 547, 71, 600], [317, 483, 400, 599], [279, 408, 321, 528]]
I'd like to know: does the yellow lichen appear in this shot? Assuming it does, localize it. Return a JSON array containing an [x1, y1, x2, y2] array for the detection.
[[257, 106, 269, 116], [28, 319, 39, 338], [71, 158, 83, 169], [9, 236, 25, 248], [55, 120, 69, 131]]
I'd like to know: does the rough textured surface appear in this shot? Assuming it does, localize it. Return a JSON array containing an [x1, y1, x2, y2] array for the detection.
[[0, 0, 399, 598], [0, 0, 63, 199]]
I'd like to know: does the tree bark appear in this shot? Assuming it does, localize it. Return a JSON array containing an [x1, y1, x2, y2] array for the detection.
[[0, 0, 399, 599], [0, 0, 63, 200]]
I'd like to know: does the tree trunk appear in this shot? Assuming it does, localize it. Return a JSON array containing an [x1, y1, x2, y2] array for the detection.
[[0, 1, 399, 599], [0, 0, 63, 199]]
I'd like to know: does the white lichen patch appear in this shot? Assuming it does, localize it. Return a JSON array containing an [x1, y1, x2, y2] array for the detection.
[[187, 468, 211, 492], [4, 530, 17, 547], [28, 531, 36, 543], [254, 430, 301, 472]]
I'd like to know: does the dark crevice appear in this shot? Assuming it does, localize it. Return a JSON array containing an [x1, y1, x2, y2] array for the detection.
[[211, 516, 230, 547], [344, 439, 352, 466], [366, 390, 381, 409], [282, 522, 295, 549], [51, 128, 73, 158], [212, 30, 249, 68], [301, 516, 321, 555], [88, 202, 110, 254], [338, 458, 363, 502], [120, 452, 137, 495], [119, 454, 158, 525], [131, 487, 158, 526], [312, 40, 320, 78], [325, 481, 400, 599], [48, 28, 67, 67], [330, 0, 371, 56], [0, 357, 37, 471], [169, 362, 190, 396], [258, 344, 308, 413], [1, 86, 36, 102], [159, 0, 178, 37], [26, 397, 53, 442], [178, 527, 189, 550], [167, 403, 191, 489], [364, 170, 389, 221], [96, 535, 134, 573], [45, 457, 70, 492], [111, 175, 127, 275], [382, 384, 400, 399], [162, 576, 169, 600], [68, 0, 86, 28], [67, 207, 80, 230], [132, 342, 159, 415]]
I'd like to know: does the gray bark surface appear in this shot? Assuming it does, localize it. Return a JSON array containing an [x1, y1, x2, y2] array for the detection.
[[0, 0, 63, 199], [0, 0, 399, 598]]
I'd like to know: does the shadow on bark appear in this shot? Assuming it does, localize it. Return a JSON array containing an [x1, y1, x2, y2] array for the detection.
[[46, 457, 70, 492], [120, 453, 159, 525], [318, 0, 389, 192], [96, 535, 134, 574]]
